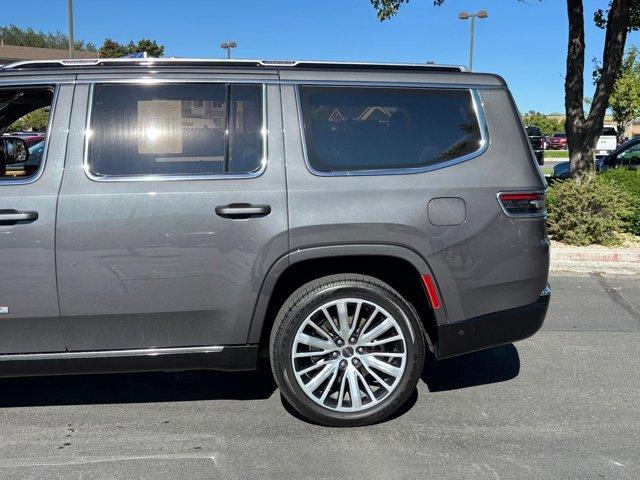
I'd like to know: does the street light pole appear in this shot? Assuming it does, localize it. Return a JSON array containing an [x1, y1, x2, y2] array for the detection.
[[67, 0, 74, 59], [220, 41, 237, 59], [458, 10, 488, 71]]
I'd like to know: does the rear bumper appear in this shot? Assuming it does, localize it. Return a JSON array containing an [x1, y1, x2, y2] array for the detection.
[[435, 286, 550, 359]]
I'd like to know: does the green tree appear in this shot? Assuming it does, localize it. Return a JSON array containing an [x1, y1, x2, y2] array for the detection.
[[597, 46, 640, 140], [98, 39, 127, 58], [522, 111, 565, 136], [0, 24, 96, 51], [370, 0, 640, 179], [99, 38, 164, 58], [6, 108, 49, 132]]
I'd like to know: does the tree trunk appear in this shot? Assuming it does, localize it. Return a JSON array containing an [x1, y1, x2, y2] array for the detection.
[[565, 0, 631, 178]]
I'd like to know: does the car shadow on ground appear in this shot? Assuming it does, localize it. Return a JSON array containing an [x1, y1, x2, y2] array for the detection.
[[422, 343, 520, 393], [0, 345, 519, 410], [0, 361, 277, 408]]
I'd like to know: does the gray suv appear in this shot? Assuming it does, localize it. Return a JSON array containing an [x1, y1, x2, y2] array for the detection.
[[0, 58, 549, 426]]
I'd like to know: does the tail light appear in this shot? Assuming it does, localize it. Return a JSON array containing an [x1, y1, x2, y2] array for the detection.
[[498, 192, 546, 217]]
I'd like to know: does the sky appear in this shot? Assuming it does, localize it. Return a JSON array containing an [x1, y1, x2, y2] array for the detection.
[[2, 0, 639, 114]]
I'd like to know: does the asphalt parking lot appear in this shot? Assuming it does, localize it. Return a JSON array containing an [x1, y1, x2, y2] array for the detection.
[[0, 272, 638, 480]]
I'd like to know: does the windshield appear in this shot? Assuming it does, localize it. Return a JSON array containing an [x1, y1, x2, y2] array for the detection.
[[601, 127, 617, 136], [552, 133, 566, 138]]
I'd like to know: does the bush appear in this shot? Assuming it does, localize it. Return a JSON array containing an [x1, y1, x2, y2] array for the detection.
[[547, 174, 627, 245], [600, 168, 640, 236]]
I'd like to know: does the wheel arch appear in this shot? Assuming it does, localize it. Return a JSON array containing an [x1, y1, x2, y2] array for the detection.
[[247, 244, 446, 354]]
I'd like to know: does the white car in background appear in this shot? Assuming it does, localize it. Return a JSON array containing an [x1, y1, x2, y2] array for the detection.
[[596, 125, 618, 157]]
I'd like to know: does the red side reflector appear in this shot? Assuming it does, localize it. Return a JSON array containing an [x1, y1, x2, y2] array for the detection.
[[421, 274, 441, 310]]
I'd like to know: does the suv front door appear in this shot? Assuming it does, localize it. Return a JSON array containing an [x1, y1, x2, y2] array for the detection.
[[56, 78, 287, 352], [0, 82, 74, 354]]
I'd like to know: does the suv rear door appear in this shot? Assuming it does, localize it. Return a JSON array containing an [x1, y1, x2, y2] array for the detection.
[[56, 74, 287, 351], [0, 80, 74, 354]]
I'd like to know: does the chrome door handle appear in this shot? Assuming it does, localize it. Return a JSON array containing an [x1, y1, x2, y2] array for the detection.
[[0, 211, 38, 222], [215, 204, 271, 219]]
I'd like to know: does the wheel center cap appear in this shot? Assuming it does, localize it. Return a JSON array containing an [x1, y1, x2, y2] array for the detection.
[[341, 346, 354, 358]]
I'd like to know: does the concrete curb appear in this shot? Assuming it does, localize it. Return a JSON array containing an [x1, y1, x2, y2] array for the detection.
[[551, 246, 640, 274]]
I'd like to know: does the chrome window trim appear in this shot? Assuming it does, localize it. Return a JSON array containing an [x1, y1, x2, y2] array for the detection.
[[0, 345, 224, 362], [83, 81, 268, 182], [0, 84, 59, 187], [282, 79, 503, 90], [75, 77, 280, 85], [295, 85, 490, 177]]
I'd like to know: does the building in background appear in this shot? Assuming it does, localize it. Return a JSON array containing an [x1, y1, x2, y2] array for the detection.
[[0, 44, 97, 64]]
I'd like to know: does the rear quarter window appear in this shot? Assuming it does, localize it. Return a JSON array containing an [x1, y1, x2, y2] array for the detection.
[[299, 86, 485, 173]]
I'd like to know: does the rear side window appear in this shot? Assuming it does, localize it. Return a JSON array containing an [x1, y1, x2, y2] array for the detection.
[[299, 86, 484, 173], [88, 83, 263, 178]]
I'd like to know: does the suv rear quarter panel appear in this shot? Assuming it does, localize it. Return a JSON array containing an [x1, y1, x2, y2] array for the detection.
[[280, 72, 548, 325]]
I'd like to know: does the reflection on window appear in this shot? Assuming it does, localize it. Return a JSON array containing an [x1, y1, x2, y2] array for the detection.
[[299, 86, 483, 172], [88, 83, 263, 177]]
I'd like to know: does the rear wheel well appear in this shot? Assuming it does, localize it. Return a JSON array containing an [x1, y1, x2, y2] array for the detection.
[[258, 255, 437, 355]]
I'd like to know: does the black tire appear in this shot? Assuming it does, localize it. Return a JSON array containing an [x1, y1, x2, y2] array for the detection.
[[269, 274, 426, 427]]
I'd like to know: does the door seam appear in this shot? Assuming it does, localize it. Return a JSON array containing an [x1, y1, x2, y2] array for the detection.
[[53, 77, 78, 352]]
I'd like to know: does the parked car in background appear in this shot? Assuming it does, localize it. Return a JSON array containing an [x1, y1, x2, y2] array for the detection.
[[2, 132, 45, 147], [4, 140, 45, 177], [546, 132, 567, 150], [552, 136, 640, 179], [0, 58, 550, 427], [596, 125, 618, 157], [525, 125, 545, 165]]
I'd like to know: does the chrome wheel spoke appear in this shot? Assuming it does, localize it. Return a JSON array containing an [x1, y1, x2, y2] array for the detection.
[[293, 350, 333, 358], [348, 301, 362, 337], [355, 368, 376, 402], [321, 307, 341, 336], [368, 352, 405, 358], [359, 318, 394, 345], [319, 366, 339, 403], [361, 360, 392, 390], [337, 300, 351, 339], [306, 319, 334, 342], [338, 372, 348, 408], [303, 362, 337, 393], [346, 367, 362, 409], [296, 333, 334, 352], [359, 307, 379, 339], [363, 356, 401, 378], [361, 334, 403, 348]]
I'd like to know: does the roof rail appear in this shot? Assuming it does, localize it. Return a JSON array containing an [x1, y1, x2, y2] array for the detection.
[[0, 57, 466, 73]]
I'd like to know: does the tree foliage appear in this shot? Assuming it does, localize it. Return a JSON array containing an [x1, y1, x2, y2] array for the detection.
[[0, 24, 96, 51], [369, 0, 640, 179], [522, 111, 564, 136], [6, 108, 49, 132], [98, 38, 164, 58], [595, 46, 640, 139]]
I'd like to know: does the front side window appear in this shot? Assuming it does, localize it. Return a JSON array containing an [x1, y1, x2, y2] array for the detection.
[[0, 86, 53, 181], [299, 86, 483, 173], [88, 83, 263, 178]]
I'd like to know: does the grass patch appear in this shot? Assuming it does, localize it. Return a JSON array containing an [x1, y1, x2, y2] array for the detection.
[[544, 150, 568, 159], [540, 167, 553, 176]]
